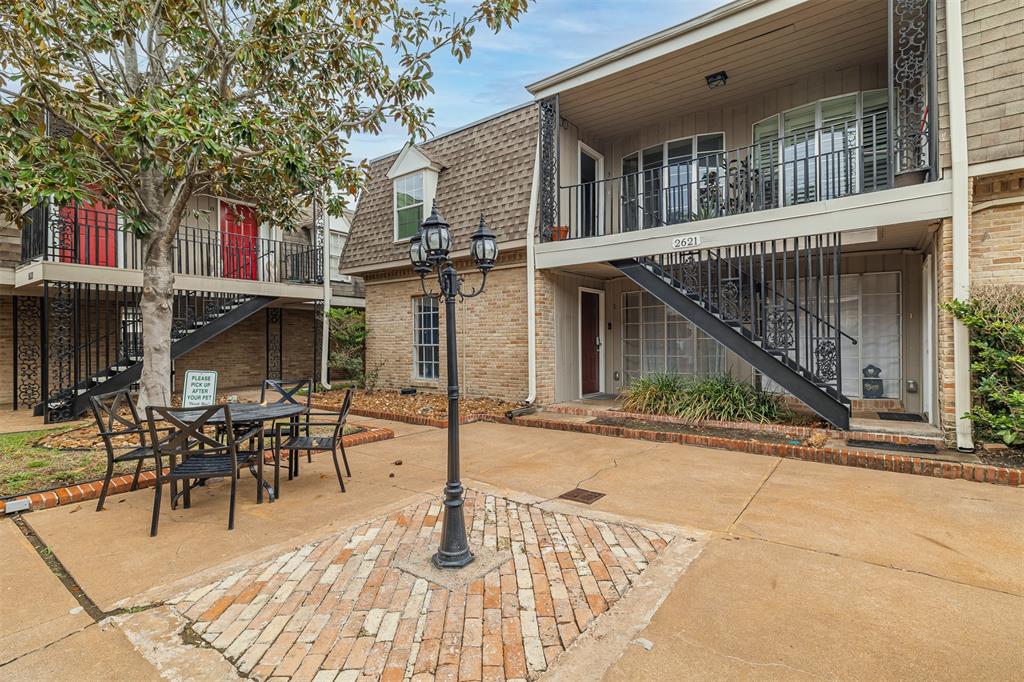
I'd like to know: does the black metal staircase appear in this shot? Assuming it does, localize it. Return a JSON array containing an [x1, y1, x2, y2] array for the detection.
[[26, 284, 275, 421], [612, 233, 855, 429]]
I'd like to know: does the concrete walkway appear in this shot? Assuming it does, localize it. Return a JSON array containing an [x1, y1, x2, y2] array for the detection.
[[1, 419, 1021, 680]]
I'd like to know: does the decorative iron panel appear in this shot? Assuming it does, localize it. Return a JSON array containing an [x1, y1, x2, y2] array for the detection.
[[45, 282, 76, 422], [267, 307, 283, 380], [538, 96, 559, 241], [891, 0, 931, 172], [14, 296, 43, 409]]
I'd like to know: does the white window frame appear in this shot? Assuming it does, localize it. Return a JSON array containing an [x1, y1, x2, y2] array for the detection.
[[328, 227, 352, 283], [393, 171, 426, 244], [412, 295, 440, 381], [577, 141, 606, 236], [752, 90, 888, 202], [620, 132, 726, 230]]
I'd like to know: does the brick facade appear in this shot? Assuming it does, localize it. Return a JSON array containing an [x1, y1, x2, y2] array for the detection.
[[935, 170, 1023, 440], [364, 252, 531, 401], [0, 296, 12, 409], [174, 308, 316, 392]]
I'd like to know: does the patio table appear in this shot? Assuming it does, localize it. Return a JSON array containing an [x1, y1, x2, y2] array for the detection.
[[169, 402, 306, 503]]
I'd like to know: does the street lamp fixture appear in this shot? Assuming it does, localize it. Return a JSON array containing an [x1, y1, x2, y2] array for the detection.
[[410, 202, 498, 569]]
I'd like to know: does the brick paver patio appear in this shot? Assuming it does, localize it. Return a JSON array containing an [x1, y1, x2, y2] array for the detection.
[[170, 490, 672, 681]]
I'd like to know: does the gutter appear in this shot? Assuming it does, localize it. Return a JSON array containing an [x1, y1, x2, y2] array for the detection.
[[525, 139, 542, 405], [944, 0, 973, 451]]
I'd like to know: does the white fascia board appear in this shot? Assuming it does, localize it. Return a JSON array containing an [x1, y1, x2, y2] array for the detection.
[[330, 295, 365, 308], [535, 180, 952, 269], [16, 261, 324, 300], [527, 0, 801, 98]]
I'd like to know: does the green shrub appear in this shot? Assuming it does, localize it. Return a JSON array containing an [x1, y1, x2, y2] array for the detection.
[[622, 373, 789, 424], [327, 307, 367, 386], [943, 286, 1024, 446]]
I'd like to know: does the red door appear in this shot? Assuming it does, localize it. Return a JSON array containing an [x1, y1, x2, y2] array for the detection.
[[580, 290, 601, 395], [58, 196, 117, 266], [220, 203, 258, 280]]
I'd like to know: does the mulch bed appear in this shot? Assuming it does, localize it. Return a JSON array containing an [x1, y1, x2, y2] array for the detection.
[[589, 416, 798, 446], [978, 446, 1024, 470], [314, 389, 523, 421]]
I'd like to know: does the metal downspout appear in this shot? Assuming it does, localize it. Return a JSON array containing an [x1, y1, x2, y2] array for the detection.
[[525, 139, 542, 405]]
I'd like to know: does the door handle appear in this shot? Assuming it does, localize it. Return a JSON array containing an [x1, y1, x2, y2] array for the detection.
[[595, 337, 602, 350]]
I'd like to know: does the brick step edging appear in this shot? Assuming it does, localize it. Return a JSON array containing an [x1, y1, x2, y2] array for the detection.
[[512, 416, 1021, 488], [541, 404, 945, 446], [0, 425, 394, 514]]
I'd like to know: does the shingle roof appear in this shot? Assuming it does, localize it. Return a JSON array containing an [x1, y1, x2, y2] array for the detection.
[[342, 103, 537, 272]]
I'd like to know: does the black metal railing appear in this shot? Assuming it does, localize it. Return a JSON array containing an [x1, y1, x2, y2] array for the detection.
[[20, 202, 323, 284], [544, 112, 924, 242], [646, 232, 855, 398], [34, 282, 259, 420]]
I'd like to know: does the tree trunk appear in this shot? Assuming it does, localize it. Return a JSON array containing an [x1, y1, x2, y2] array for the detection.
[[138, 230, 175, 409]]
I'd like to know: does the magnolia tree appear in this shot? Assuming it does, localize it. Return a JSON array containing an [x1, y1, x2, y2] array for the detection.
[[0, 0, 527, 407]]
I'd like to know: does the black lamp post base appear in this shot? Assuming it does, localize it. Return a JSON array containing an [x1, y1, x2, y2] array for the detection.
[[431, 548, 475, 569]]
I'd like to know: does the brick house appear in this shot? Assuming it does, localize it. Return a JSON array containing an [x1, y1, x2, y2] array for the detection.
[[0, 117, 365, 421], [348, 0, 1022, 447]]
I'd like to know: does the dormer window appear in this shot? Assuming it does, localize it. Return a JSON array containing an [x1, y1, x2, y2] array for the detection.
[[394, 172, 424, 241], [388, 143, 443, 243]]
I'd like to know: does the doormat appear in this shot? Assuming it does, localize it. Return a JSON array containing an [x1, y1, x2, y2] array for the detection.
[[847, 439, 938, 455], [877, 412, 926, 422], [558, 487, 606, 504]]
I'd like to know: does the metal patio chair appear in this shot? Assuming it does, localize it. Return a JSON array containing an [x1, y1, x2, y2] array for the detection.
[[274, 388, 353, 493], [145, 404, 263, 536], [261, 377, 314, 463], [89, 390, 166, 512]]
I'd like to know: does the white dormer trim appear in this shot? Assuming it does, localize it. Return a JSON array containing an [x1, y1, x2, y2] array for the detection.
[[389, 144, 443, 243], [387, 143, 444, 179]]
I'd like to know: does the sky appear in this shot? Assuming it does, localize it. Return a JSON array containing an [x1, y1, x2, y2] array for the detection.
[[348, 0, 728, 162]]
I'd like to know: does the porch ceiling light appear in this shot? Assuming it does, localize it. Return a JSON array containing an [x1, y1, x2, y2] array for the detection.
[[705, 71, 728, 89], [469, 214, 498, 272], [420, 201, 451, 263]]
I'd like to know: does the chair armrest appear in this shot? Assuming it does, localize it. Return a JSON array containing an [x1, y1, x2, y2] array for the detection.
[[96, 427, 146, 438]]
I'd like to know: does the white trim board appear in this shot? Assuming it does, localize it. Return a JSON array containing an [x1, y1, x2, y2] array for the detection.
[[535, 180, 951, 270]]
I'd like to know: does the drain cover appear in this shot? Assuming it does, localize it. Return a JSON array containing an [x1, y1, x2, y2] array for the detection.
[[558, 488, 606, 504]]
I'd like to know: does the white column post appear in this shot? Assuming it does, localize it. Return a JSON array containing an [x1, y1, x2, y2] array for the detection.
[[944, 0, 973, 450]]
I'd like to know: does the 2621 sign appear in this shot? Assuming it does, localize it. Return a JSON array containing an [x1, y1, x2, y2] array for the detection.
[[671, 234, 702, 249]]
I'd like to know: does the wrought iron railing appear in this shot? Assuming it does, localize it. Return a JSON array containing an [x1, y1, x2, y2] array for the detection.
[[646, 232, 856, 398], [543, 112, 927, 242], [27, 282, 259, 421], [20, 202, 323, 284]]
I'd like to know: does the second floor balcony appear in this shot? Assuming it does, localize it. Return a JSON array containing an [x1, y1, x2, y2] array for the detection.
[[531, 0, 944, 261], [19, 201, 323, 287]]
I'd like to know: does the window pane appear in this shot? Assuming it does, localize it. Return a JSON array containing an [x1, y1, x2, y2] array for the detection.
[[397, 205, 423, 240], [413, 296, 439, 380], [666, 139, 693, 163], [697, 133, 724, 154]]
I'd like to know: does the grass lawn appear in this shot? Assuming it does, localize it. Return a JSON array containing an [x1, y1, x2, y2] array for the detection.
[[0, 428, 136, 498]]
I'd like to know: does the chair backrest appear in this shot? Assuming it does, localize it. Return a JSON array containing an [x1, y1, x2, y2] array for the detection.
[[145, 405, 235, 475], [89, 390, 145, 451], [260, 378, 312, 411], [332, 388, 354, 440]]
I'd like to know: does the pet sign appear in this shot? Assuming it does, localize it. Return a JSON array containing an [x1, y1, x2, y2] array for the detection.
[[182, 370, 218, 408]]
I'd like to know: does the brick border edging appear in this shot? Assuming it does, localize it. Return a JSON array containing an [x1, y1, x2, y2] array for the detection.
[[0, 425, 394, 514], [511, 416, 1022, 487], [543, 404, 944, 446], [313, 402, 489, 429]]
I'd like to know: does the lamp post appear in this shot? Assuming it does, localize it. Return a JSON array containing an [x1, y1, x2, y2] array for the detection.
[[409, 202, 498, 569]]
